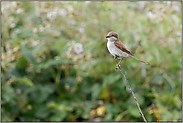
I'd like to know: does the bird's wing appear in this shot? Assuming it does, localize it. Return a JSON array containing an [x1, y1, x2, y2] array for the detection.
[[114, 40, 134, 56]]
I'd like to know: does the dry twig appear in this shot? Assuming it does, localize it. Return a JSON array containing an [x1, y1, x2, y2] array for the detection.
[[114, 57, 147, 122], [177, 94, 182, 101]]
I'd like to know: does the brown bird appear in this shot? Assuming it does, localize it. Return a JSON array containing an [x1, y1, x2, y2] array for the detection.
[[106, 31, 147, 67]]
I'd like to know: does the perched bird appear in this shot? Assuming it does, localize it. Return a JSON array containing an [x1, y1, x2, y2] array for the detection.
[[106, 31, 147, 67]]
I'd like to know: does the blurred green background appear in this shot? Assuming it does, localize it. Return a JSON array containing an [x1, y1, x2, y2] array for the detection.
[[1, 1, 182, 122]]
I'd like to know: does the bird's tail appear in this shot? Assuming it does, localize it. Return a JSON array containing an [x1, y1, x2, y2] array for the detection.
[[130, 56, 148, 64]]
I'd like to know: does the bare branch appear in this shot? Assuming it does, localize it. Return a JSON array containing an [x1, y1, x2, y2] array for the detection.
[[178, 94, 182, 101], [115, 57, 147, 122]]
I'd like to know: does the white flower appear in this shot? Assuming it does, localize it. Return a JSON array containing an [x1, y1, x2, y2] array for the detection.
[[67, 5, 74, 12], [47, 11, 57, 21], [147, 12, 154, 18], [65, 47, 72, 57], [173, 4, 180, 12], [10, 23, 16, 28], [15, 28, 20, 33], [176, 32, 181, 37], [2, 4, 10, 13], [13, 46, 19, 52], [79, 27, 85, 33], [73, 43, 84, 54], [32, 28, 38, 33], [85, 1, 91, 4], [58, 9, 67, 17], [32, 40, 39, 46], [39, 27, 44, 32], [54, 56, 60, 60], [12, 2, 17, 7], [16, 8, 23, 14], [138, 1, 146, 10]]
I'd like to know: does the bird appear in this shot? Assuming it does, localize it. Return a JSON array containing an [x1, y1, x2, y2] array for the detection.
[[106, 31, 148, 68]]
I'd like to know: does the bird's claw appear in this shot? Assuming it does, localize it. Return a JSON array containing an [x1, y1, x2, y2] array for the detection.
[[115, 64, 120, 70]]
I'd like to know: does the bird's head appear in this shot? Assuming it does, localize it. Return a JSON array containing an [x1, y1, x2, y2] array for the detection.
[[106, 31, 119, 42]]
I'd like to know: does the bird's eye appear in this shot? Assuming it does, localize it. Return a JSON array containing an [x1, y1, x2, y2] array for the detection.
[[112, 34, 114, 36]]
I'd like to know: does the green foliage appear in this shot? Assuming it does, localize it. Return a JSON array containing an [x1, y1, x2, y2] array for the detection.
[[1, 1, 182, 122]]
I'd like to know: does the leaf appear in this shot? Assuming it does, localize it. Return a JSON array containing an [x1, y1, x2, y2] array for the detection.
[[32, 44, 43, 55], [128, 106, 141, 118], [76, 106, 83, 115], [2, 84, 17, 104], [54, 40, 68, 52], [50, 110, 67, 121], [37, 59, 73, 69], [103, 73, 121, 85], [35, 84, 55, 103], [105, 113, 113, 121], [16, 56, 27, 70], [47, 102, 59, 109], [100, 90, 110, 99], [163, 74, 176, 89], [24, 84, 55, 103], [34, 90, 48, 103], [106, 104, 119, 115], [1, 108, 14, 121], [171, 15, 180, 26], [153, 46, 161, 63], [21, 48, 36, 64], [151, 74, 164, 85], [127, 93, 144, 105], [174, 96, 182, 108], [63, 77, 75, 87], [6, 38, 21, 47], [35, 105, 50, 119], [81, 111, 90, 119], [15, 77, 34, 87], [17, 28, 33, 39], [91, 83, 101, 99], [115, 110, 129, 121]]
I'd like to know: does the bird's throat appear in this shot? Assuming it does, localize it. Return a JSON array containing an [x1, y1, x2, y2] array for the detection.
[[108, 37, 118, 42]]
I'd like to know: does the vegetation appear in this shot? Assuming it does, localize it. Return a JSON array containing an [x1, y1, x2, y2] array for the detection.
[[1, 1, 182, 122]]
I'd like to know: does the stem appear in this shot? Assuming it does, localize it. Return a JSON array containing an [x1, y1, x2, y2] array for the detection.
[[177, 94, 182, 101], [56, 68, 62, 95], [115, 57, 147, 122]]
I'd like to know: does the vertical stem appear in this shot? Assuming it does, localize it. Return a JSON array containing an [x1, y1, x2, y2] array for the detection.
[[56, 68, 62, 95]]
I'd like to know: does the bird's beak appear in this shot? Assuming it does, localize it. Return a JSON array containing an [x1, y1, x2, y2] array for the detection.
[[106, 36, 110, 38]]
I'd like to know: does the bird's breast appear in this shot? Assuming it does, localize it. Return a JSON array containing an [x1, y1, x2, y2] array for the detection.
[[107, 41, 129, 58]]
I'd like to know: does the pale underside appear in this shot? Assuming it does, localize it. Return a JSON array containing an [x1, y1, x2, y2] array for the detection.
[[107, 38, 130, 59]]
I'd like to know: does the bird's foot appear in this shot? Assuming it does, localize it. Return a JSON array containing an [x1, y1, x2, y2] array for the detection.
[[117, 63, 121, 68], [115, 64, 120, 70]]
